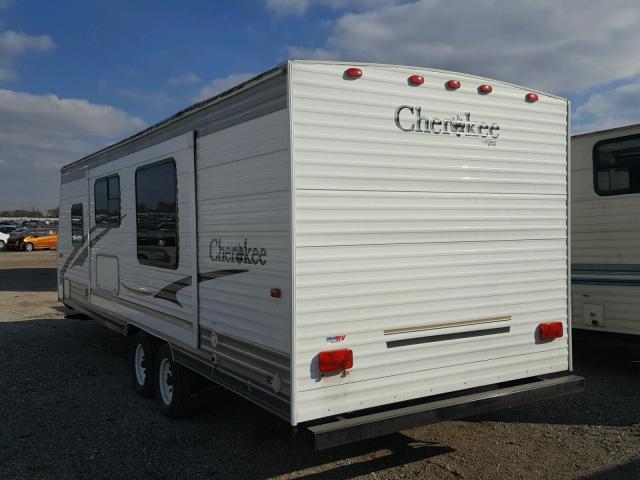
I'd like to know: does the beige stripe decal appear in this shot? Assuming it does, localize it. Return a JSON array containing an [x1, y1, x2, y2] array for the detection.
[[384, 315, 511, 336]]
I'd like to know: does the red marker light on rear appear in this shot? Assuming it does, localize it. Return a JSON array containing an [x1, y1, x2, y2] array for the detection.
[[478, 84, 493, 94], [526, 92, 539, 103], [539, 322, 563, 341], [345, 67, 362, 79], [270, 288, 281, 298], [408, 74, 424, 86], [446, 79, 461, 90], [319, 349, 353, 373]]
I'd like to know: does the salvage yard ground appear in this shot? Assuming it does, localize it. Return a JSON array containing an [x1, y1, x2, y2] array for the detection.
[[0, 250, 639, 480]]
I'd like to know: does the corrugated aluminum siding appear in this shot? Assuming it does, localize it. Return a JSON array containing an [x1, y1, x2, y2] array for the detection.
[[290, 61, 569, 423], [571, 126, 640, 335]]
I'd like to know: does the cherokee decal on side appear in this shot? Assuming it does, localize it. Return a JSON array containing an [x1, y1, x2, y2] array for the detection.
[[209, 238, 268, 266]]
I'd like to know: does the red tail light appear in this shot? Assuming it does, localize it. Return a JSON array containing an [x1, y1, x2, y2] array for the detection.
[[408, 74, 424, 86], [526, 92, 539, 103], [345, 67, 362, 79], [319, 349, 353, 373], [270, 288, 281, 298], [539, 322, 563, 341], [446, 79, 461, 90], [478, 84, 493, 94]]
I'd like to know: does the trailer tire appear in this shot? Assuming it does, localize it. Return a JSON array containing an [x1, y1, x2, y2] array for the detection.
[[154, 343, 195, 418], [132, 331, 156, 398]]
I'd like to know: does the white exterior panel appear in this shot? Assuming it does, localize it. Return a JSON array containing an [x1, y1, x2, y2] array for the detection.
[[289, 61, 569, 423]]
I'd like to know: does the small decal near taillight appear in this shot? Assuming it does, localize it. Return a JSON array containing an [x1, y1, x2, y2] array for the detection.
[[539, 322, 563, 341]]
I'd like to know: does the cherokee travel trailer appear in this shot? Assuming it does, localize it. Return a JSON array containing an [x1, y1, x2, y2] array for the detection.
[[58, 60, 582, 449], [571, 124, 640, 336]]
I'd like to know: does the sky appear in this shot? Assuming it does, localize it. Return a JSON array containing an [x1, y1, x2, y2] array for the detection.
[[1, 0, 640, 210]]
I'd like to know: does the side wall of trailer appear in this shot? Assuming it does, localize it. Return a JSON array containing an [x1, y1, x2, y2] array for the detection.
[[571, 126, 640, 335], [59, 71, 295, 420]]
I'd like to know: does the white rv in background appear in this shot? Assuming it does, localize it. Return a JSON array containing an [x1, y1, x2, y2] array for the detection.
[[58, 60, 582, 449], [571, 124, 640, 336]]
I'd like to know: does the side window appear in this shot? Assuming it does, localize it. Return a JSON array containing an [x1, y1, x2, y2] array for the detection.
[[135, 159, 178, 269], [71, 203, 83, 246], [95, 175, 120, 226], [594, 134, 640, 196]]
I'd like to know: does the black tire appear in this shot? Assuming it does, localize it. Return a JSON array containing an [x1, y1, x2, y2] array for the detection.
[[154, 343, 195, 418], [132, 331, 157, 398], [24, 243, 34, 252], [0, 240, 5, 250]]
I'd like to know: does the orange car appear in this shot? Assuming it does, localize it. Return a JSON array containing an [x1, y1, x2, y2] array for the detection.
[[22, 229, 58, 251]]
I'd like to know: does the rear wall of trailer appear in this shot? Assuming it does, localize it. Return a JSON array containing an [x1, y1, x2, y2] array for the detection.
[[288, 61, 570, 424], [571, 125, 640, 335]]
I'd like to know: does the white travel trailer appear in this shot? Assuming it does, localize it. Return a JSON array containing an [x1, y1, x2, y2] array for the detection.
[[58, 60, 582, 449], [571, 124, 640, 336]]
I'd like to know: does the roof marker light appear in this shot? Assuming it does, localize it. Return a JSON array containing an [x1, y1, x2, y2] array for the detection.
[[446, 79, 461, 90], [526, 92, 539, 103], [478, 84, 493, 94], [319, 349, 353, 374], [408, 74, 424, 86], [539, 322, 563, 341], [345, 67, 362, 79]]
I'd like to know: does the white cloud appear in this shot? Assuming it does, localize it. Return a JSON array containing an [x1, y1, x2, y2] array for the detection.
[[117, 88, 173, 108], [168, 72, 201, 86], [288, 0, 640, 93], [194, 72, 256, 101], [267, 0, 404, 16], [0, 89, 146, 210], [573, 82, 640, 133], [267, 0, 310, 16], [0, 30, 55, 81]]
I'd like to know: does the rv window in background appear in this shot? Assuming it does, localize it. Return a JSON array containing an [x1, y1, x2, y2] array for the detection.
[[135, 159, 178, 269], [94, 175, 121, 226], [594, 134, 640, 196], [71, 203, 83, 246]]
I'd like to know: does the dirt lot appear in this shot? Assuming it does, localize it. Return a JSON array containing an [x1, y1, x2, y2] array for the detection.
[[0, 250, 639, 480]]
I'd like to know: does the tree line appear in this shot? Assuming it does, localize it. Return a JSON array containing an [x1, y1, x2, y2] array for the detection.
[[0, 208, 59, 218]]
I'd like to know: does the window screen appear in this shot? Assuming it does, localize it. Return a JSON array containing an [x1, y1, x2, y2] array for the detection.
[[95, 175, 120, 226], [594, 134, 640, 196], [71, 203, 84, 246], [135, 159, 178, 268]]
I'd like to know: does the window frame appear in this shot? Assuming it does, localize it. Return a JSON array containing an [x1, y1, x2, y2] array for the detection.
[[593, 133, 640, 196], [94, 174, 121, 227], [71, 203, 84, 246], [134, 158, 179, 270]]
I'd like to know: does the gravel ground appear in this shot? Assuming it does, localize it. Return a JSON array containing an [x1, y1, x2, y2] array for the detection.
[[0, 250, 639, 480]]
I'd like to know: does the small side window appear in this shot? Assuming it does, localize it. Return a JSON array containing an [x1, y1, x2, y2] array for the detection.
[[71, 203, 84, 246], [594, 134, 640, 196], [95, 175, 120, 226], [135, 159, 178, 269]]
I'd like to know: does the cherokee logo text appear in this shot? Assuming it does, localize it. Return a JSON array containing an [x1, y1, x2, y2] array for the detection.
[[394, 105, 500, 139], [209, 238, 267, 265]]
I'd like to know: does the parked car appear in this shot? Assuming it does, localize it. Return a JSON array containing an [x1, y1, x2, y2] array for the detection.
[[0, 227, 11, 249], [22, 229, 58, 251], [5, 230, 33, 250]]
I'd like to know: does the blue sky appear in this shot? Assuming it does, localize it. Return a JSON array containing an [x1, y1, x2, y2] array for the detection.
[[1, 0, 640, 210]]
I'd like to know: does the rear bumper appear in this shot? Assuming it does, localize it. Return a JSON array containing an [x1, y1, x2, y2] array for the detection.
[[306, 373, 584, 450]]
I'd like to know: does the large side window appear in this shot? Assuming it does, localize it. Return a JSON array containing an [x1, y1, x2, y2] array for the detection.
[[71, 203, 84, 246], [135, 159, 178, 269], [594, 134, 640, 196], [95, 175, 120, 226]]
